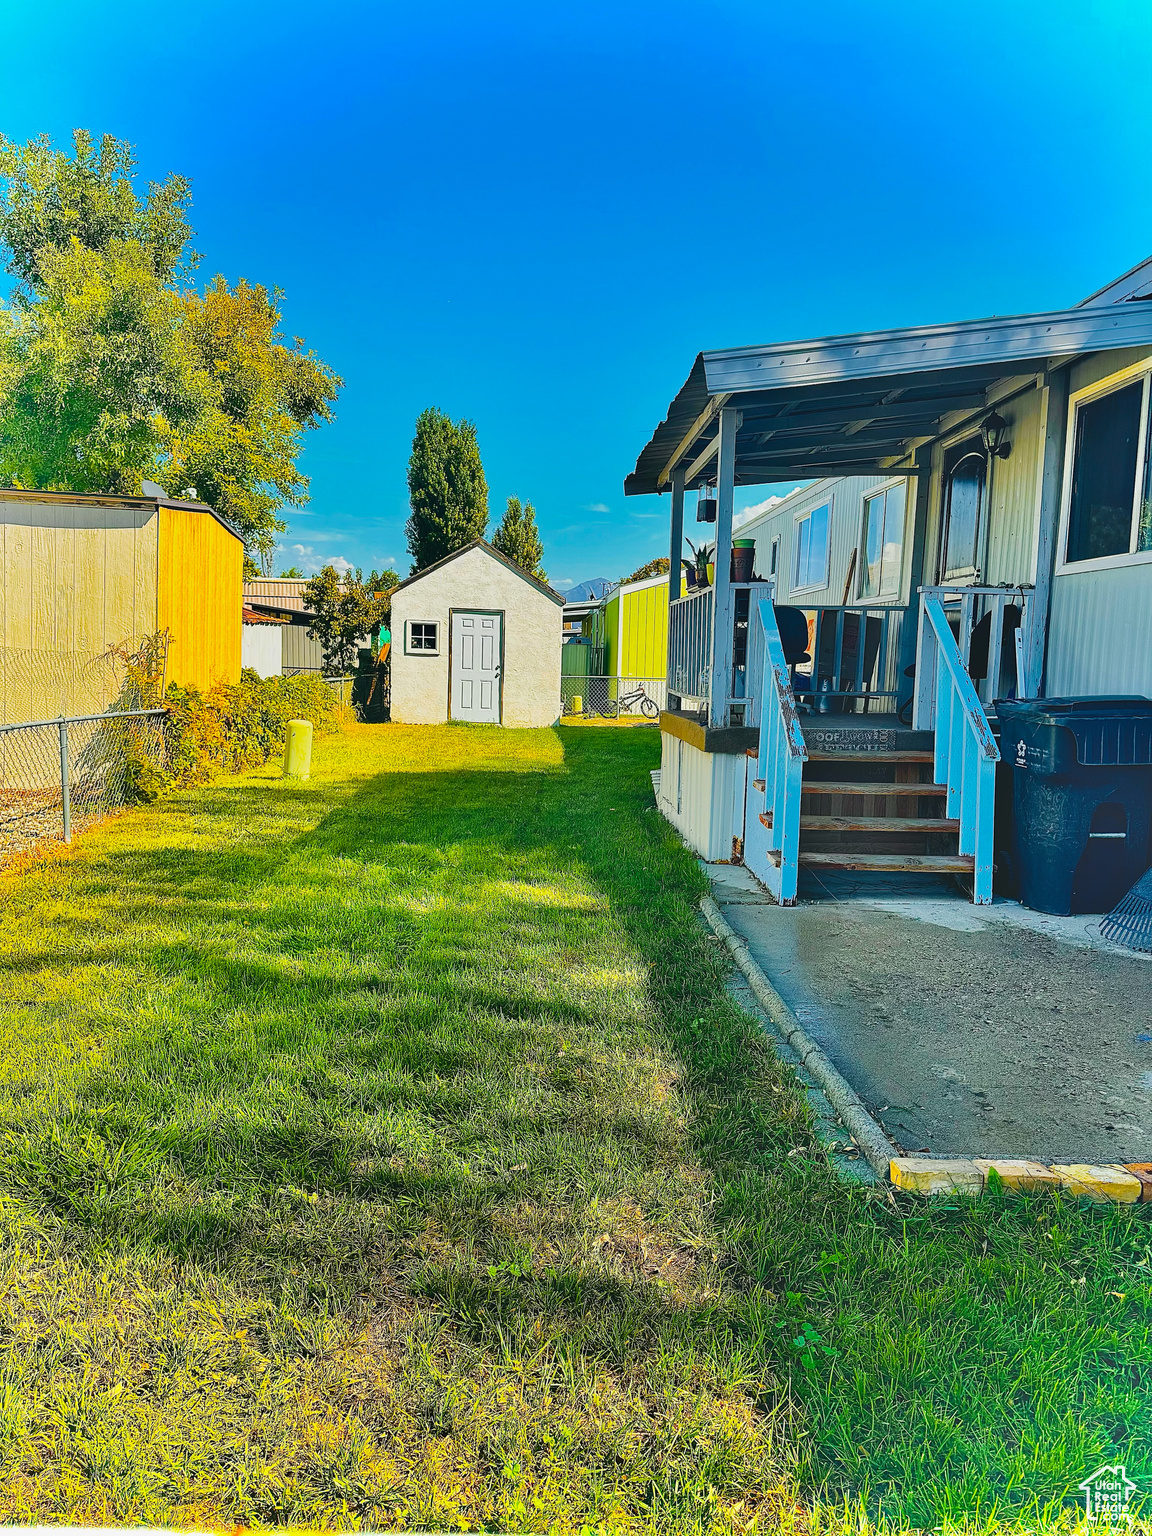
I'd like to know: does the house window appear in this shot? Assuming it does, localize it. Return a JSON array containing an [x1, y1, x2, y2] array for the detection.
[[406, 620, 439, 653], [942, 439, 986, 580], [1064, 376, 1152, 564], [792, 502, 830, 592], [860, 480, 907, 598], [769, 537, 779, 577]]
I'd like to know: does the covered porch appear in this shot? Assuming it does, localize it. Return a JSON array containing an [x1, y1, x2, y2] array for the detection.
[[628, 293, 1152, 898]]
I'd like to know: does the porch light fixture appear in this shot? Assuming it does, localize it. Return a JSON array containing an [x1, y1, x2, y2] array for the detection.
[[697, 485, 718, 523], [980, 410, 1012, 460]]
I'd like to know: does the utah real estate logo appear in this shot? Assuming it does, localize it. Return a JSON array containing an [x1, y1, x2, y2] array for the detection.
[[1079, 1465, 1139, 1523]]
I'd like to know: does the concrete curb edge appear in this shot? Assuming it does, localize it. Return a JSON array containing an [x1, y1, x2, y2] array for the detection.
[[700, 894, 899, 1179]]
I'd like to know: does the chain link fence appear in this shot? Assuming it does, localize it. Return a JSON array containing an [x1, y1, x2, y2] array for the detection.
[[0, 708, 167, 866], [560, 676, 666, 719]]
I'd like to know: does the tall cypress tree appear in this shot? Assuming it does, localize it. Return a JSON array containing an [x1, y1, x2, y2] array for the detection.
[[405, 408, 488, 571], [492, 495, 546, 580]]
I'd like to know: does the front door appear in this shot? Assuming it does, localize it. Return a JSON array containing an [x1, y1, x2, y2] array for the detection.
[[451, 610, 502, 722]]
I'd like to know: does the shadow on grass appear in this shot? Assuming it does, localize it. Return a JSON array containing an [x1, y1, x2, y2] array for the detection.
[[3, 726, 1151, 1526]]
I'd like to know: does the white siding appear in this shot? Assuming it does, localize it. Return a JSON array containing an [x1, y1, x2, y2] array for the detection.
[[1047, 564, 1152, 698], [390, 546, 563, 727], [983, 385, 1044, 587], [1044, 347, 1152, 698], [734, 475, 898, 604], [657, 730, 746, 860], [241, 623, 283, 678]]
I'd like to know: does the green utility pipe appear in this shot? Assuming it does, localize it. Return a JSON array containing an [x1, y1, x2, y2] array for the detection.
[[283, 718, 313, 780]]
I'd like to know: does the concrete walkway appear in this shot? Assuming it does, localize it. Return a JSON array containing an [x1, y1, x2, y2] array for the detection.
[[709, 864, 1152, 1165]]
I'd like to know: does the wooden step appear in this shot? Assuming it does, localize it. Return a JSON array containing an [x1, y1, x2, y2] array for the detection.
[[801, 780, 946, 797], [799, 851, 974, 873], [807, 750, 935, 763], [801, 814, 959, 832]]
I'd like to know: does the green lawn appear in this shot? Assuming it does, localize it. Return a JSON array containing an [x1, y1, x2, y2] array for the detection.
[[0, 723, 1149, 1532]]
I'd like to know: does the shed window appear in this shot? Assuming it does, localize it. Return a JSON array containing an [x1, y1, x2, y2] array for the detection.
[[793, 502, 830, 592], [407, 620, 439, 653], [860, 481, 907, 598], [1065, 377, 1151, 564]]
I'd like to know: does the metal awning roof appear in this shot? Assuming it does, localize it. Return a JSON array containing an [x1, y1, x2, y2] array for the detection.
[[625, 299, 1152, 496]]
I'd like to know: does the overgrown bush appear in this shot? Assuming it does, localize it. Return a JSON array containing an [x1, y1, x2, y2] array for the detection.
[[133, 671, 351, 801]]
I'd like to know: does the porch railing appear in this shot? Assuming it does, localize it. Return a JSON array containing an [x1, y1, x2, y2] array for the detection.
[[789, 603, 909, 715], [667, 586, 713, 705], [913, 585, 1034, 729], [755, 599, 808, 905], [667, 580, 775, 724], [923, 595, 999, 904]]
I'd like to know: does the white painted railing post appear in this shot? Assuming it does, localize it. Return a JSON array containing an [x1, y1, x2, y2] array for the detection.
[[708, 407, 738, 728], [922, 595, 999, 904], [757, 600, 807, 905]]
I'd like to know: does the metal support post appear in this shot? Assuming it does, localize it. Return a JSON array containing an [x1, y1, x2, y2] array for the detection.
[[58, 718, 71, 843], [668, 465, 685, 605], [708, 406, 739, 727]]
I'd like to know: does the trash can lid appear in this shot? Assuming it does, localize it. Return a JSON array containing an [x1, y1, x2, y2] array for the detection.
[[998, 696, 1152, 719], [997, 696, 1152, 766]]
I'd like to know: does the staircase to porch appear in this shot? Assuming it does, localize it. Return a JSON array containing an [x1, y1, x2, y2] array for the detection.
[[744, 595, 1000, 904], [754, 733, 976, 881]]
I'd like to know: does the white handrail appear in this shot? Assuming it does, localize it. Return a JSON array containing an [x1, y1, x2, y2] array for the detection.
[[756, 599, 808, 904], [922, 595, 999, 903], [913, 584, 1033, 728]]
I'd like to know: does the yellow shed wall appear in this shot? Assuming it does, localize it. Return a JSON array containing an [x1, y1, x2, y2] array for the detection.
[[157, 506, 243, 690], [621, 581, 668, 678], [0, 497, 159, 722]]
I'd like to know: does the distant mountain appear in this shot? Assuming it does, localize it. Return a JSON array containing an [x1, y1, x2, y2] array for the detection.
[[563, 578, 613, 603]]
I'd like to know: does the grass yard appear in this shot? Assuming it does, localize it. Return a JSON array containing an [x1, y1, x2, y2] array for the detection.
[[0, 723, 1150, 1532]]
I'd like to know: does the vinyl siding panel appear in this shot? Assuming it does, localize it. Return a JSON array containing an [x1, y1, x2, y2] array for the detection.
[[1047, 564, 1152, 698], [983, 385, 1044, 586], [282, 625, 326, 673], [733, 476, 896, 604]]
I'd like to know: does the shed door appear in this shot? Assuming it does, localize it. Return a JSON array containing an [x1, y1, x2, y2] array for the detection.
[[451, 611, 502, 723]]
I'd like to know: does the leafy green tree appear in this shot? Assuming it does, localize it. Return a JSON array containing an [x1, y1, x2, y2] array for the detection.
[[405, 407, 487, 571], [0, 130, 196, 291], [492, 495, 546, 580], [623, 556, 669, 583], [278, 565, 304, 578], [302, 564, 398, 673], [0, 236, 198, 495], [0, 130, 341, 576], [159, 278, 340, 570]]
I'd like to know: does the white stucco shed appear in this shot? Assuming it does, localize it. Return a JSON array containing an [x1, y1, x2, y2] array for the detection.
[[389, 541, 564, 727]]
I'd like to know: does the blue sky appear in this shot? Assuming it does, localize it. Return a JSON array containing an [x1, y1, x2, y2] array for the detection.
[[4, 0, 1152, 589]]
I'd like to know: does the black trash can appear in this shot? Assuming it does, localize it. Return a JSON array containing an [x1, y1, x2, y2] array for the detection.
[[996, 697, 1152, 915]]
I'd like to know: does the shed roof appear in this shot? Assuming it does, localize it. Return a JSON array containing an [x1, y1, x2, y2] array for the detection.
[[390, 539, 564, 605], [625, 298, 1152, 496], [0, 485, 244, 543]]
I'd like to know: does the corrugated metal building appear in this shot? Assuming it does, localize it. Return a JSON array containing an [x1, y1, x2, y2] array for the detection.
[[242, 578, 327, 673]]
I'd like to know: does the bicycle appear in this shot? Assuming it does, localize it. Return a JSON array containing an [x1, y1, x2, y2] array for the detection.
[[603, 684, 660, 720]]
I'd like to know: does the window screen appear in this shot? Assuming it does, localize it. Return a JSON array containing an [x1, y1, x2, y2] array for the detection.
[[1066, 381, 1144, 563]]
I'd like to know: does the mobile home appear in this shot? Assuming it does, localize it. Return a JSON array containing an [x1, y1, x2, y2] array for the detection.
[[626, 255, 1152, 901]]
